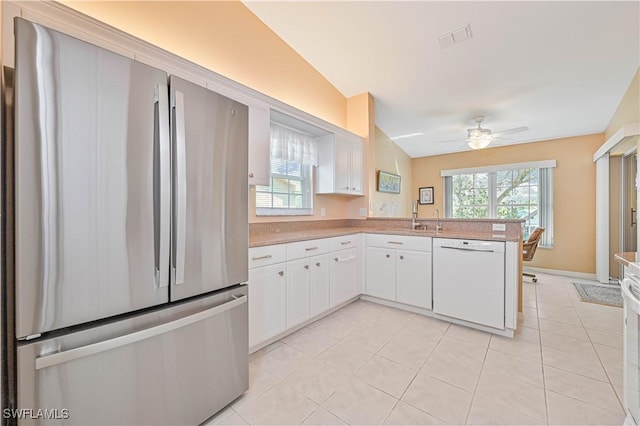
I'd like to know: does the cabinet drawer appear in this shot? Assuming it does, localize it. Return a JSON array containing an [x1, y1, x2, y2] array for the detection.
[[249, 244, 287, 268], [286, 238, 331, 261], [366, 234, 432, 251], [330, 234, 359, 251]]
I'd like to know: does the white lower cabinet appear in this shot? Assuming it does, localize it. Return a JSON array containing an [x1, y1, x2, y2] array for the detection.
[[248, 262, 286, 348], [396, 249, 432, 308], [309, 254, 331, 317], [249, 235, 359, 349], [365, 234, 432, 309], [330, 247, 360, 307], [365, 247, 395, 300], [286, 253, 331, 328], [286, 258, 311, 329]]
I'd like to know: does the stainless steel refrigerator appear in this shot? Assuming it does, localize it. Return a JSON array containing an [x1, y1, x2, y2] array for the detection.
[[6, 18, 249, 425]]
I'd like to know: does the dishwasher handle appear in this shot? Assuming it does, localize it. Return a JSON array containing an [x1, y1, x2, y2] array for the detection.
[[439, 245, 495, 253]]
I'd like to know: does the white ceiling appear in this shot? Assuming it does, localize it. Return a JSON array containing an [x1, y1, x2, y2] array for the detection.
[[243, 1, 640, 158]]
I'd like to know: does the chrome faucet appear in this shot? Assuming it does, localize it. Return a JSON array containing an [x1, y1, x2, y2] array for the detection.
[[411, 200, 424, 230], [434, 208, 443, 231]]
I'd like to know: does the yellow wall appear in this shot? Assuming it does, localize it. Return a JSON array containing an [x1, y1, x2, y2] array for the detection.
[[59, 0, 374, 223], [606, 67, 640, 139], [61, 1, 347, 128], [370, 127, 413, 218], [412, 134, 604, 274]]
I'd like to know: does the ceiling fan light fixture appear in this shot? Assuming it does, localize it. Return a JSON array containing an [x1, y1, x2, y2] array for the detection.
[[467, 137, 492, 150]]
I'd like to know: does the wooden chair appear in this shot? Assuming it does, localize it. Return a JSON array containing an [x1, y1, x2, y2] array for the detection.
[[523, 227, 545, 283]]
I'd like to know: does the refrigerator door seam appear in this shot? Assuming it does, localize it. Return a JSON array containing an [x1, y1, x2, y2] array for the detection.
[[171, 89, 186, 286]]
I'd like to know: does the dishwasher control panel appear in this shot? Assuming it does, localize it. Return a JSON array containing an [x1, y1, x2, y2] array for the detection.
[[434, 238, 505, 253]]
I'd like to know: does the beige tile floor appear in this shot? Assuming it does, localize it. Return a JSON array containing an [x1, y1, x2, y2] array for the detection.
[[207, 273, 626, 425]]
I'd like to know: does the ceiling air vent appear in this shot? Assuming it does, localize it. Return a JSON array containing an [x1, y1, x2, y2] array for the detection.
[[437, 24, 472, 49]]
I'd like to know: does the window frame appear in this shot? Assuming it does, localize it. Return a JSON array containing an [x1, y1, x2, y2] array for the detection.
[[255, 157, 314, 216], [442, 160, 555, 247]]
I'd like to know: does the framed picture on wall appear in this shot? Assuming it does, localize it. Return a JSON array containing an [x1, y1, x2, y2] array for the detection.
[[419, 187, 434, 205], [377, 170, 401, 194]]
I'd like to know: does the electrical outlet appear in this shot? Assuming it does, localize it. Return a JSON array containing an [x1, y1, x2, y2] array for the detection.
[[359, 208, 367, 217], [492, 223, 506, 232], [321, 207, 326, 217]]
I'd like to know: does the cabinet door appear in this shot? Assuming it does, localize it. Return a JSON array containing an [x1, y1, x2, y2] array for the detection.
[[334, 136, 352, 194], [247, 102, 270, 186], [349, 140, 364, 195], [365, 247, 396, 300], [248, 264, 286, 347], [286, 258, 311, 328], [396, 249, 432, 309], [310, 254, 331, 317], [330, 248, 359, 306]]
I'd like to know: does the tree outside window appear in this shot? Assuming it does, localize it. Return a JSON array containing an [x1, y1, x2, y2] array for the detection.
[[450, 168, 541, 240]]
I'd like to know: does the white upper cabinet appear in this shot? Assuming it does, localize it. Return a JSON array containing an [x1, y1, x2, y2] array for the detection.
[[245, 101, 271, 186], [316, 132, 364, 196]]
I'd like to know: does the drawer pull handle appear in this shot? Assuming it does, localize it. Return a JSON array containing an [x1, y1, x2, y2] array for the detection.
[[304, 265, 309, 270], [341, 241, 352, 245], [252, 254, 273, 261], [34, 295, 247, 370], [316, 262, 321, 267], [400, 255, 404, 260], [248, 172, 254, 178], [278, 271, 284, 276], [305, 247, 319, 251], [388, 241, 403, 245], [386, 254, 391, 258], [334, 256, 356, 263]]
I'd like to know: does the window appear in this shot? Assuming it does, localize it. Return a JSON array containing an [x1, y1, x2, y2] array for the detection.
[[255, 122, 317, 216], [443, 161, 555, 247], [255, 158, 312, 215]]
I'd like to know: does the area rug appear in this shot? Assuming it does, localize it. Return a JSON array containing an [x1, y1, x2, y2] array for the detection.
[[572, 282, 623, 308]]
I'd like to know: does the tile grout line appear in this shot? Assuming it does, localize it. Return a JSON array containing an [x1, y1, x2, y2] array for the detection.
[[379, 315, 440, 421], [537, 275, 626, 422], [463, 332, 492, 425], [379, 317, 450, 425], [567, 282, 625, 407], [533, 278, 552, 426]]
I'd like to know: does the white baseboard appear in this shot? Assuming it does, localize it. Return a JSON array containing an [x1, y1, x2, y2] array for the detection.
[[524, 266, 597, 282]]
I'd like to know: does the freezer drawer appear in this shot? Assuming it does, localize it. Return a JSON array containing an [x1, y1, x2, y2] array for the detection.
[[16, 286, 248, 425]]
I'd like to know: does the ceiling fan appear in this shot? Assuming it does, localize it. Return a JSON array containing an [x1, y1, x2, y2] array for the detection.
[[465, 116, 529, 150]]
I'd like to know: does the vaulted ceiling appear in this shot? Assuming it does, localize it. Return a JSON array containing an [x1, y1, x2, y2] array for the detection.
[[244, 1, 640, 157]]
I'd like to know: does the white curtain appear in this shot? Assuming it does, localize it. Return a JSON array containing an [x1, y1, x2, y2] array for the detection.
[[539, 167, 554, 248], [270, 123, 318, 166]]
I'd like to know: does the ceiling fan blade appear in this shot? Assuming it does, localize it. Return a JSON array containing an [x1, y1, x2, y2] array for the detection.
[[435, 138, 466, 144], [492, 126, 529, 137]]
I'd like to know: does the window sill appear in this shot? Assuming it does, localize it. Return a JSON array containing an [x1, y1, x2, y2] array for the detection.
[[256, 208, 314, 217]]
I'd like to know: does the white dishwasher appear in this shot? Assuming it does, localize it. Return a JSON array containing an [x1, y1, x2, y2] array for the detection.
[[433, 238, 505, 329]]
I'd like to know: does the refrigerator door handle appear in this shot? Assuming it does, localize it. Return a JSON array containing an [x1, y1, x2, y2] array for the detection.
[[35, 294, 248, 370], [155, 84, 171, 289], [172, 90, 187, 286]]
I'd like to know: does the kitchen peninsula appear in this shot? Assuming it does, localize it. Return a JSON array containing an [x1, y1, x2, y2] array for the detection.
[[248, 218, 523, 353]]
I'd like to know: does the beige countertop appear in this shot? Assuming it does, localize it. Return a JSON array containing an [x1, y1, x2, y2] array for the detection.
[[614, 252, 640, 267], [249, 226, 517, 248]]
